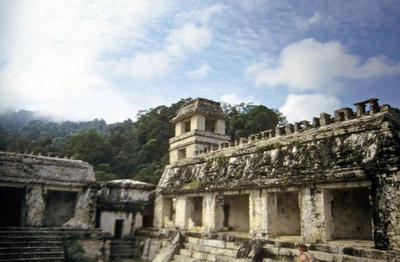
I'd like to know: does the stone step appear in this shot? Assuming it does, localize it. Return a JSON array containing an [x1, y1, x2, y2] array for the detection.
[[172, 254, 202, 262], [0, 246, 63, 253], [110, 240, 135, 260], [0, 227, 101, 232], [0, 257, 65, 262], [0, 236, 63, 242], [183, 242, 238, 257], [173, 235, 256, 262], [0, 241, 63, 247], [0, 251, 65, 260]]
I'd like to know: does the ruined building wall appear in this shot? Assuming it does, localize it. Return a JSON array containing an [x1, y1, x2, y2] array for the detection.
[[155, 101, 400, 250], [97, 179, 156, 238], [0, 152, 97, 228]]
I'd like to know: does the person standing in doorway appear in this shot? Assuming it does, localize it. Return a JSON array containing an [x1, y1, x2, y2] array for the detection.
[[99, 240, 106, 262], [296, 243, 316, 262]]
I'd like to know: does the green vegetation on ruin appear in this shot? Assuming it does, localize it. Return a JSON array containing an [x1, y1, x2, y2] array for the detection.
[[0, 99, 286, 184]]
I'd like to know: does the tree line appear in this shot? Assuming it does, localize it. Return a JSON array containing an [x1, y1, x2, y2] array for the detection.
[[0, 98, 286, 184]]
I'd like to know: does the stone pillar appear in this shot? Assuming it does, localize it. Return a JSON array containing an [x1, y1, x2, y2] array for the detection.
[[215, 119, 226, 134], [354, 102, 366, 117], [153, 193, 164, 228], [300, 184, 326, 243], [24, 185, 46, 226], [266, 192, 277, 237], [214, 195, 225, 232], [191, 114, 205, 131], [285, 124, 294, 134], [320, 113, 332, 126], [370, 172, 400, 250], [276, 127, 285, 137], [74, 184, 99, 228], [312, 117, 320, 127], [322, 189, 334, 241], [250, 189, 268, 237], [174, 196, 187, 230], [175, 122, 184, 136], [294, 122, 302, 132], [369, 98, 380, 114], [202, 193, 217, 233]]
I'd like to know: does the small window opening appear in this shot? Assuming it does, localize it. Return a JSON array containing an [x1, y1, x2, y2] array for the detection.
[[185, 121, 191, 132], [178, 148, 186, 160], [205, 119, 215, 132]]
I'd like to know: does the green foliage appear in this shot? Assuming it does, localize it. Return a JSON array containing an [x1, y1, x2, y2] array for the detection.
[[222, 102, 286, 141], [63, 238, 85, 261], [186, 180, 200, 188], [0, 98, 288, 185], [62, 130, 112, 168]]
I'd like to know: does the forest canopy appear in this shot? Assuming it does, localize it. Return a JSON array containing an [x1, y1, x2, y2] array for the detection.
[[0, 98, 286, 184]]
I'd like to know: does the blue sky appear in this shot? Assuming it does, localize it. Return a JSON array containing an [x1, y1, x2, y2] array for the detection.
[[0, 0, 399, 124]]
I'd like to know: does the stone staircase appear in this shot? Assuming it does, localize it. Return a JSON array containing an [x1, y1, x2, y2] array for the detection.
[[110, 240, 135, 261], [172, 235, 254, 262], [0, 227, 103, 262]]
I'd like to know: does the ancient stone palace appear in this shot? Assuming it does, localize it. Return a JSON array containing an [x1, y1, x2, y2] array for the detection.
[[154, 97, 400, 251]]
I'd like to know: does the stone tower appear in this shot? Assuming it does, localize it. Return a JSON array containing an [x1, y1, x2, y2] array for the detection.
[[169, 98, 231, 163]]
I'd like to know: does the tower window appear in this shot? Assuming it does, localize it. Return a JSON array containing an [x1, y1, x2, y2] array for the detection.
[[205, 119, 215, 132], [184, 121, 191, 132], [178, 148, 186, 160]]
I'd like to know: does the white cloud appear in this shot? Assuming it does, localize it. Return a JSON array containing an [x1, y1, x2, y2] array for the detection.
[[166, 23, 213, 56], [113, 52, 172, 80], [295, 11, 322, 32], [246, 38, 400, 91], [220, 94, 255, 105], [279, 94, 341, 123], [112, 23, 213, 80], [176, 4, 225, 25], [187, 64, 211, 79]]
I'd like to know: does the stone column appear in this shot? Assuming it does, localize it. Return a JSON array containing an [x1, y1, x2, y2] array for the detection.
[[201, 193, 216, 233], [24, 185, 46, 226], [266, 192, 277, 237], [215, 119, 226, 134], [300, 184, 326, 243], [191, 114, 205, 131], [370, 172, 400, 250], [175, 122, 185, 136], [75, 184, 99, 228], [153, 193, 164, 228], [250, 189, 268, 237], [174, 196, 187, 230]]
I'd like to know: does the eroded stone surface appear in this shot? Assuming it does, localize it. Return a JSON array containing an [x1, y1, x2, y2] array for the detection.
[[155, 98, 400, 251]]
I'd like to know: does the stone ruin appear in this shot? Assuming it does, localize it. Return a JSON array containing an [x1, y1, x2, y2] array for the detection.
[[2, 96, 400, 261], [97, 179, 156, 239], [154, 97, 400, 251], [0, 151, 98, 228], [0, 151, 156, 261]]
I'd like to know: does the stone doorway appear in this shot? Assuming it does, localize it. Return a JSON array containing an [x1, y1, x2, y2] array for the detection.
[[114, 219, 124, 239], [0, 186, 25, 226], [162, 197, 176, 228], [219, 194, 249, 232], [325, 187, 372, 240], [44, 190, 77, 226], [267, 191, 301, 237], [186, 196, 203, 229]]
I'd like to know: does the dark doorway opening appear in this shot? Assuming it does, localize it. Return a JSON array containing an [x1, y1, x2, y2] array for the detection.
[[114, 219, 124, 239], [143, 214, 153, 228], [223, 204, 230, 228], [0, 186, 25, 226]]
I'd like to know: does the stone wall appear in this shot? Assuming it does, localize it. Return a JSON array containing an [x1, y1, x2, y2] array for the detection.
[[0, 152, 97, 228], [155, 101, 400, 250]]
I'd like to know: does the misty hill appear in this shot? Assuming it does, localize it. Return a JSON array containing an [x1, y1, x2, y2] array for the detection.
[[0, 99, 285, 184], [0, 109, 121, 146]]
